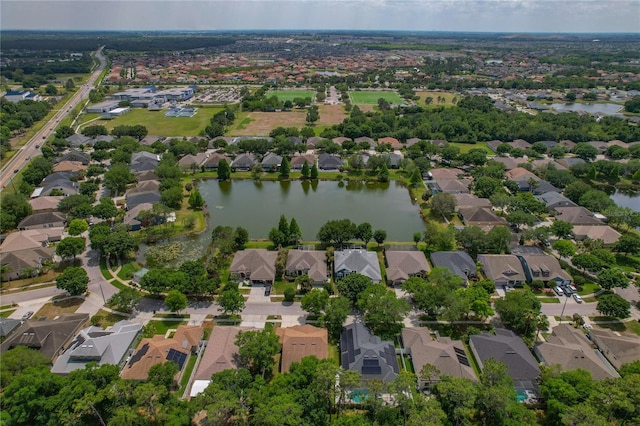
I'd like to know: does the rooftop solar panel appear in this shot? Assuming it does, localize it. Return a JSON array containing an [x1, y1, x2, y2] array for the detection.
[[362, 366, 382, 375], [166, 348, 187, 370], [129, 343, 149, 366]]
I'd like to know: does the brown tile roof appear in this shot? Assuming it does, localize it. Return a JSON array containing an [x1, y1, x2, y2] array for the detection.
[[121, 325, 203, 381], [505, 167, 536, 181], [193, 326, 256, 380], [276, 325, 328, 373], [402, 328, 477, 383], [385, 251, 431, 284]]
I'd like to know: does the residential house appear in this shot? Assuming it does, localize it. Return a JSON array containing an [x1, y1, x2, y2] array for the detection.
[[136, 170, 158, 182], [66, 134, 92, 148], [477, 254, 526, 287], [517, 254, 572, 286], [429, 168, 464, 180], [125, 191, 161, 211], [354, 136, 376, 149], [385, 250, 431, 286], [121, 325, 203, 381], [451, 193, 492, 211], [285, 249, 328, 285], [126, 180, 160, 195], [306, 136, 324, 149], [510, 139, 531, 150], [190, 326, 257, 397], [430, 140, 448, 148], [130, 152, 160, 173], [505, 167, 537, 181], [231, 153, 257, 171], [0, 247, 56, 281], [276, 325, 329, 373], [535, 191, 577, 211], [140, 136, 162, 146], [0, 228, 63, 252], [55, 150, 90, 165], [261, 152, 283, 171], [229, 249, 278, 285], [17, 212, 66, 230], [28, 196, 63, 212], [486, 140, 504, 153], [402, 328, 477, 388], [458, 207, 507, 229], [469, 329, 540, 390], [52, 161, 88, 174], [0, 313, 89, 362], [123, 202, 153, 231], [378, 136, 402, 150], [429, 251, 477, 283], [317, 153, 343, 170], [380, 153, 403, 169], [434, 178, 471, 194], [178, 153, 208, 171], [52, 321, 143, 375], [587, 141, 609, 154], [340, 323, 399, 383], [334, 249, 382, 283], [513, 178, 558, 195], [0, 318, 21, 339], [332, 137, 352, 145], [203, 153, 231, 171], [290, 154, 316, 170], [40, 172, 78, 196], [534, 325, 619, 380], [572, 225, 622, 245], [559, 140, 577, 151], [405, 138, 421, 148], [590, 329, 640, 370], [556, 157, 584, 169], [554, 206, 604, 225], [491, 156, 520, 171]]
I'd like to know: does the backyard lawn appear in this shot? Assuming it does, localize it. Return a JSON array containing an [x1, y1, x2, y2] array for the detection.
[[267, 90, 315, 102], [81, 107, 222, 136], [349, 90, 403, 105]]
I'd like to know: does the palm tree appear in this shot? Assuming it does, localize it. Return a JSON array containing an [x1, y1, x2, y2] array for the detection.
[[535, 314, 550, 341]]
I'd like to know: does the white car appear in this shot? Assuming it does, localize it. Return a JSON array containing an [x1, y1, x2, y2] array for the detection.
[[554, 286, 564, 296], [573, 294, 583, 303]]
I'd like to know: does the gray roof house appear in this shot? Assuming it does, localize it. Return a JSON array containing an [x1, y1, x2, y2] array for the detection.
[[317, 153, 343, 170], [451, 193, 492, 211], [535, 191, 577, 211], [385, 250, 431, 286], [129, 158, 159, 173], [261, 152, 283, 171], [55, 150, 90, 165], [126, 191, 161, 211], [203, 153, 231, 171], [229, 249, 278, 285], [178, 153, 208, 171], [534, 325, 619, 380], [477, 254, 526, 287], [554, 206, 604, 225], [590, 328, 640, 370], [231, 153, 257, 171], [0, 313, 89, 362], [517, 254, 572, 286], [340, 323, 399, 383], [290, 154, 316, 170], [66, 134, 92, 147], [469, 329, 540, 385], [17, 212, 66, 230], [0, 318, 21, 338], [334, 249, 382, 284], [402, 327, 477, 388], [429, 251, 477, 283], [285, 249, 328, 285], [51, 321, 143, 375], [0, 247, 56, 281]]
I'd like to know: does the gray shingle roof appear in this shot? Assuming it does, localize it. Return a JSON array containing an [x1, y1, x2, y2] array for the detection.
[[429, 251, 476, 281], [469, 329, 540, 380], [334, 250, 381, 283], [340, 323, 399, 383]]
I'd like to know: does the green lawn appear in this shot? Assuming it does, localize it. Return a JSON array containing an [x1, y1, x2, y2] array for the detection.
[[593, 320, 640, 337], [0, 309, 16, 318], [82, 107, 223, 137], [349, 90, 403, 105], [143, 320, 188, 337], [578, 282, 601, 296], [449, 141, 490, 154], [117, 260, 141, 281], [267, 90, 316, 102], [538, 297, 561, 303], [178, 354, 198, 394]]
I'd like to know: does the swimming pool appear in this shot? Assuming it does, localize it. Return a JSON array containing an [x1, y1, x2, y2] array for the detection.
[[349, 389, 370, 403]]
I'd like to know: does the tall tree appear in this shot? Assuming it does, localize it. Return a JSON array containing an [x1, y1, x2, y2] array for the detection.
[[56, 266, 89, 296], [164, 290, 188, 314], [288, 218, 301, 245], [357, 285, 410, 340], [596, 293, 631, 318], [68, 219, 89, 236], [301, 161, 310, 179], [188, 188, 205, 209], [217, 282, 245, 315], [56, 237, 85, 263], [235, 329, 281, 378], [324, 296, 351, 342], [373, 229, 387, 247], [217, 158, 231, 180], [337, 273, 373, 305]]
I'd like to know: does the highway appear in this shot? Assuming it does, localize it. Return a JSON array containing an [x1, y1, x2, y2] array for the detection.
[[0, 47, 107, 192]]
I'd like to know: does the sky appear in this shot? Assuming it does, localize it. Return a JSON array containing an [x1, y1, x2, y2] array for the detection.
[[1, 0, 639, 33]]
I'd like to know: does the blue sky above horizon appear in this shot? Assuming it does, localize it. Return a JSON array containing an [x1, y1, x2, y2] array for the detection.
[[2, 1, 639, 33]]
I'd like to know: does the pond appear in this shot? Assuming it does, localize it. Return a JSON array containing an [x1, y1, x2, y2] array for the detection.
[[139, 179, 425, 266], [610, 189, 640, 211], [550, 102, 623, 116]]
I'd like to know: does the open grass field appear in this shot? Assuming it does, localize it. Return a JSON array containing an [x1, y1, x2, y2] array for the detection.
[[416, 90, 460, 107], [449, 141, 490, 154], [229, 111, 307, 136], [81, 107, 222, 137], [35, 297, 84, 320], [318, 104, 347, 126], [267, 90, 315, 102], [349, 90, 403, 105]]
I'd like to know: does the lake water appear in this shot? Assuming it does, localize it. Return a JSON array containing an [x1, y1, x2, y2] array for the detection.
[[139, 179, 425, 265], [200, 179, 425, 241], [610, 189, 640, 210], [550, 102, 623, 116]]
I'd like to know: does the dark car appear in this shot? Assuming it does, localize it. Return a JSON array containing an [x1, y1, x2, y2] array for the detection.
[[13, 169, 19, 173]]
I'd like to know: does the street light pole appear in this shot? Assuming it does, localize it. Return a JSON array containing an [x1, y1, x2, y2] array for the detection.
[[559, 295, 569, 323]]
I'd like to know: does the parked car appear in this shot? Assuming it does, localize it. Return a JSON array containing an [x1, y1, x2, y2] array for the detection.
[[554, 286, 564, 296], [568, 284, 578, 293], [562, 285, 573, 295], [573, 294, 583, 303], [21, 311, 34, 320], [583, 323, 592, 330]]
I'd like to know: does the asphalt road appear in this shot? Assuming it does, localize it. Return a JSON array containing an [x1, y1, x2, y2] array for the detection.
[[0, 47, 107, 191]]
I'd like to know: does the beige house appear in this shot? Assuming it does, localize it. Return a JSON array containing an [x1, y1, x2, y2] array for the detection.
[[285, 249, 328, 285], [402, 328, 476, 388], [229, 249, 278, 285], [477, 254, 526, 287], [385, 251, 431, 286], [276, 325, 328, 373], [534, 325, 619, 380], [590, 328, 640, 370], [572, 225, 622, 246]]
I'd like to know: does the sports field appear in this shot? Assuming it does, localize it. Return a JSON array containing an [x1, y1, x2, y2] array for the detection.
[[349, 90, 403, 105], [81, 107, 222, 136], [267, 90, 316, 102]]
